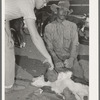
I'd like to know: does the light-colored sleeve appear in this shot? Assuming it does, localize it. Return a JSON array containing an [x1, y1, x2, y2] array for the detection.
[[19, 1, 36, 20], [44, 25, 62, 63], [70, 23, 79, 59]]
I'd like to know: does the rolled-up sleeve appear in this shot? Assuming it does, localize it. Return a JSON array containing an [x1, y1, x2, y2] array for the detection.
[[19, 1, 36, 20]]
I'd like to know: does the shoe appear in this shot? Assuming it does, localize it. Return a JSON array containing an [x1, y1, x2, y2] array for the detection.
[[5, 85, 25, 93]]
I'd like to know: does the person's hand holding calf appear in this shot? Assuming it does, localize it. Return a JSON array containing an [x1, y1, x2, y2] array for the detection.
[[55, 61, 64, 68], [43, 57, 54, 70], [64, 57, 74, 68]]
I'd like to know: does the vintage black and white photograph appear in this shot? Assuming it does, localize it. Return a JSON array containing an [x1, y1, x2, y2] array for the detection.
[[5, 0, 93, 100]]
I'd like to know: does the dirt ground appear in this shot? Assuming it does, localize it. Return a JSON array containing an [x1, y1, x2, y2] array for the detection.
[[5, 35, 85, 100]]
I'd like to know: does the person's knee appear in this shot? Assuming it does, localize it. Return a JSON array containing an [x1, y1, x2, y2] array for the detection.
[[72, 60, 84, 78], [79, 60, 89, 81], [63, 87, 76, 100]]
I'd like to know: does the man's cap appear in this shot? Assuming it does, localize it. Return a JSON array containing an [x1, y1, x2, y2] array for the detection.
[[50, 0, 73, 14]]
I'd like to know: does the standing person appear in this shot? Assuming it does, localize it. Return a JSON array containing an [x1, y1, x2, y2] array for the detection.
[[44, 0, 84, 78], [5, 0, 57, 92]]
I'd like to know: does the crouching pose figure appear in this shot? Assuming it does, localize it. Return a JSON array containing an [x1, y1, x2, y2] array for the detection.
[[44, 0, 84, 78]]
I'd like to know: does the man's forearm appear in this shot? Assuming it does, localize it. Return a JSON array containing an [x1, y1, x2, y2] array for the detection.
[[32, 34, 51, 59], [25, 19, 51, 60], [44, 33, 62, 63], [48, 49, 62, 63]]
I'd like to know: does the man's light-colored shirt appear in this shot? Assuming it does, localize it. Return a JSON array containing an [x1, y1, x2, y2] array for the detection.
[[44, 20, 78, 63], [5, 0, 36, 20]]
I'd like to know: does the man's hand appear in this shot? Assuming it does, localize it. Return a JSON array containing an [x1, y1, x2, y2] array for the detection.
[[43, 57, 54, 70], [64, 57, 74, 68], [55, 61, 64, 68]]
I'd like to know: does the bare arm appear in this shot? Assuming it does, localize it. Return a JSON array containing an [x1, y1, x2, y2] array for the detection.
[[25, 19, 54, 69]]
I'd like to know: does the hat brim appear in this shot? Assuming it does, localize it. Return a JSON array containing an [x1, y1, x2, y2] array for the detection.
[[50, 4, 73, 14], [53, 4, 70, 11]]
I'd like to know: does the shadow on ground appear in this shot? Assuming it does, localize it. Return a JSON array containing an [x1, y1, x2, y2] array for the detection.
[[15, 55, 48, 77]]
